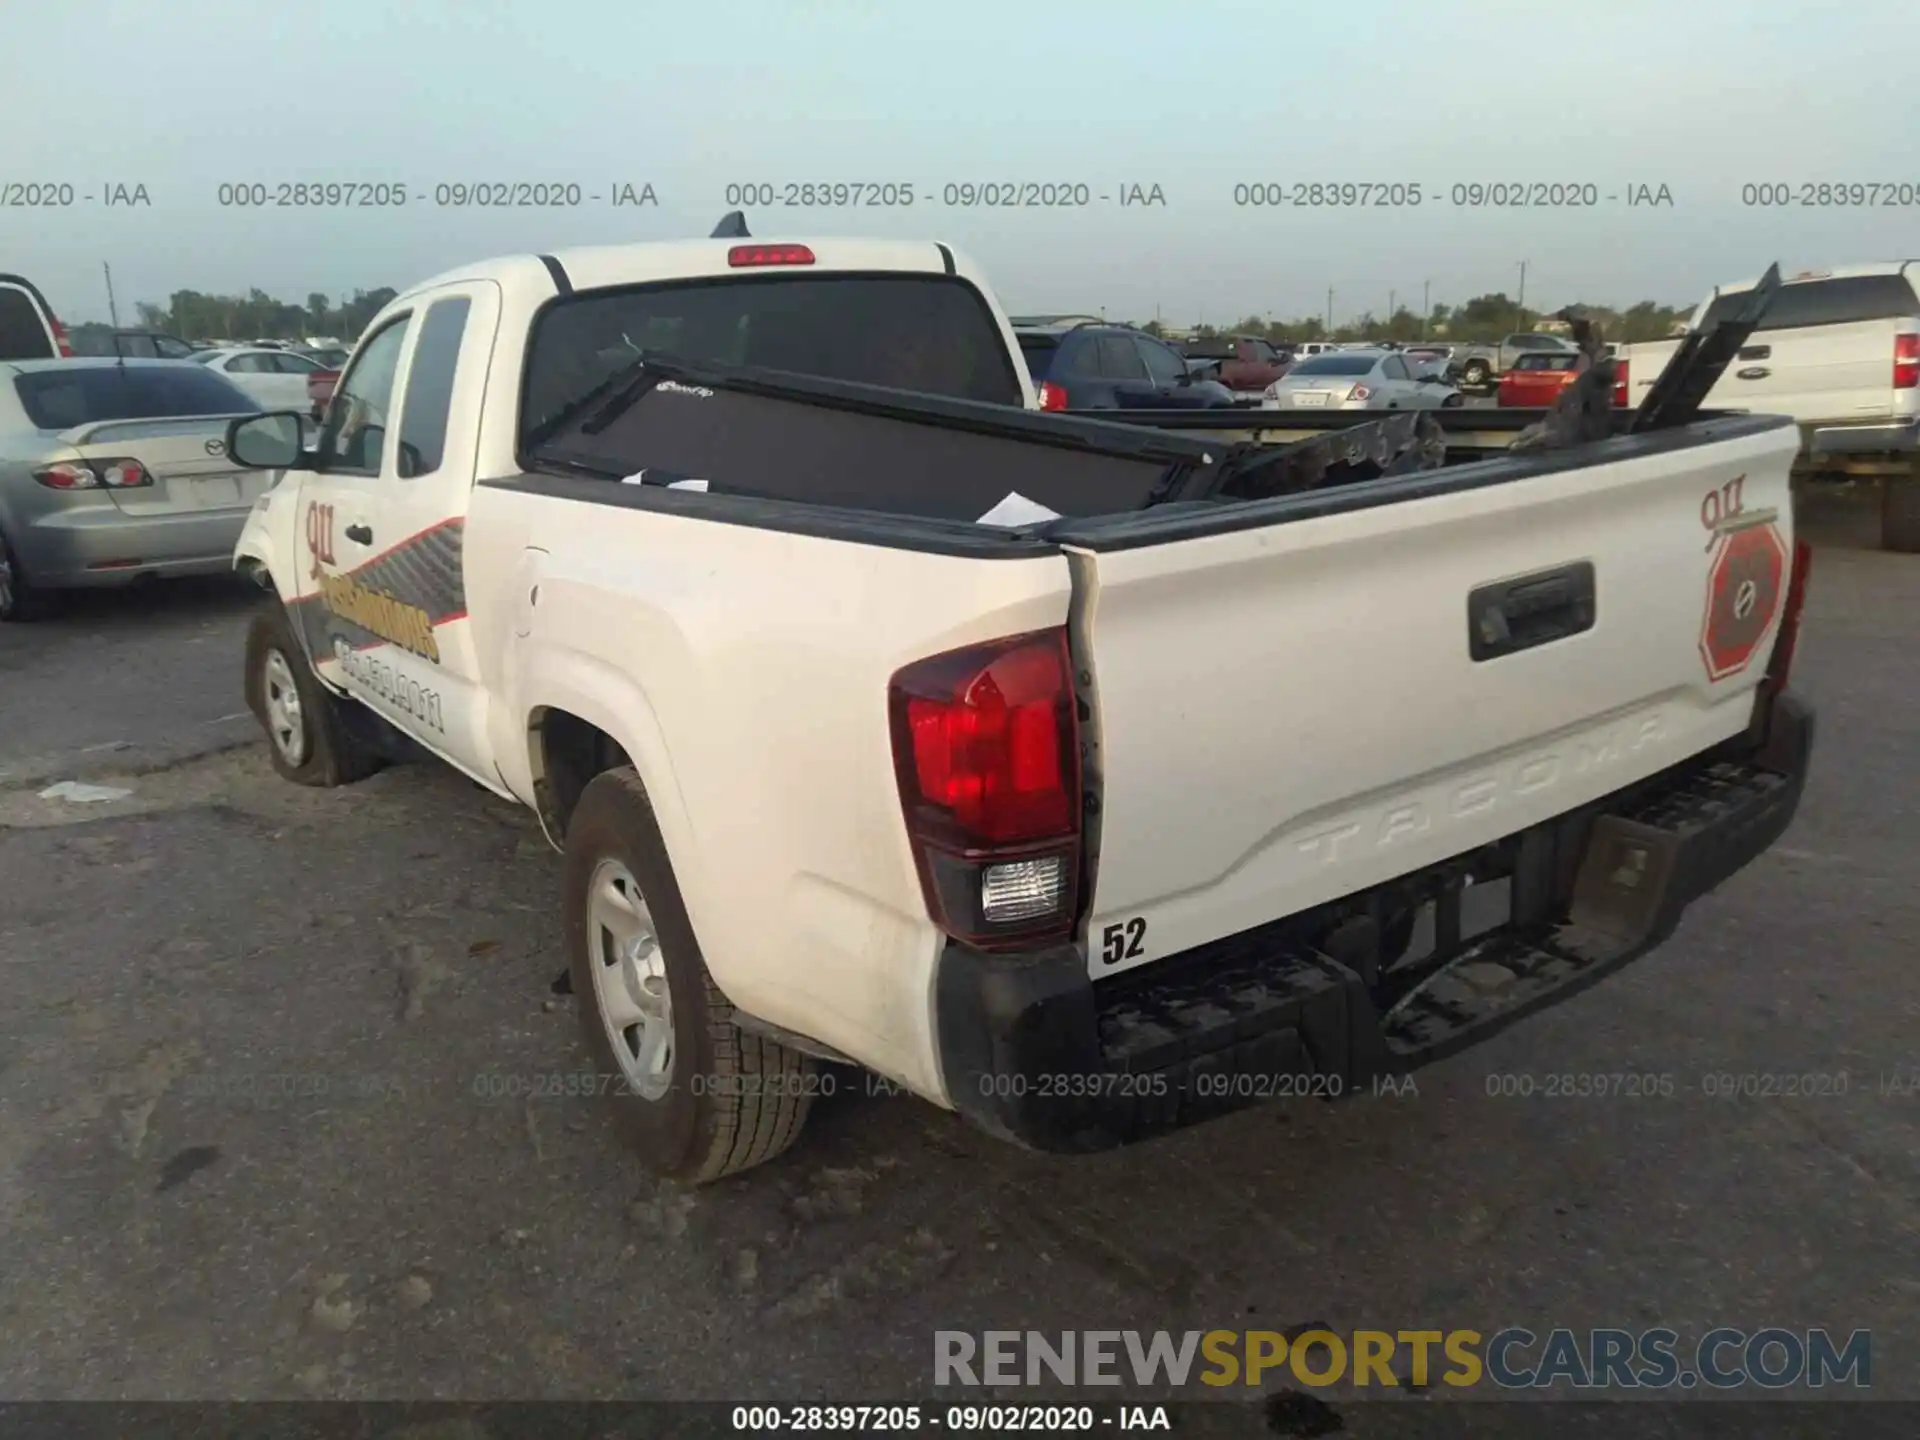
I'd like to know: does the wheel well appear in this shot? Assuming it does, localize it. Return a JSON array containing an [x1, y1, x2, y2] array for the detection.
[[530, 708, 632, 841]]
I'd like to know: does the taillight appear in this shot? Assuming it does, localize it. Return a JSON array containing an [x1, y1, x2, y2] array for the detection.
[[1613, 359, 1630, 408], [1766, 539, 1813, 692], [1349, 384, 1372, 401], [32, 457, 153, 490], [1894, 333, 1918, 389], [1036, 381, 1069, 412], [888, 629, 1082, 948], [50, 316, 73, 357], [727, 244, 815, 267]]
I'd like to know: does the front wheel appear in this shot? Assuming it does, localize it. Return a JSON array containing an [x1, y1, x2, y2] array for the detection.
[[564, 767, 815, 1183], [0, 527, 54, 622], [243, 603, 383, 786], [1462, 360, 1491, 388]]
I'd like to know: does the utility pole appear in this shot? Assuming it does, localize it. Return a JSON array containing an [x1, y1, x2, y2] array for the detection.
[[103, 262, 120, 328], [1326, 287, 1334, 331], [1389, 290, 1396, 329], [1517, 261, 1528, 329], [1422, 279, 1431, 338]]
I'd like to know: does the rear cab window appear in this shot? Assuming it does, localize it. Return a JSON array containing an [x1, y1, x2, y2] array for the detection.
[[0, 283, 56, 361], [12, 365, 261, 428], [1699, 274, 1920, 333], [520, 273, 1025, 446]]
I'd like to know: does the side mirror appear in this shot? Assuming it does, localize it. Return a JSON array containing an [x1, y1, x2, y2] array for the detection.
[[227, 412, 311, 470]]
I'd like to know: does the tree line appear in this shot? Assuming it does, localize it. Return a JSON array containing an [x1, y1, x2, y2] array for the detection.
[[1133, 293, 1690, 346], [128, 287, 400, 341], [115, 284, 1690, 348]]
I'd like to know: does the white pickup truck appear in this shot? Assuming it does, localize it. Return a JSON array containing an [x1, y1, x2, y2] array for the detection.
[[1620, 263, 1920, 550], [226, 228, 1816, 1183]]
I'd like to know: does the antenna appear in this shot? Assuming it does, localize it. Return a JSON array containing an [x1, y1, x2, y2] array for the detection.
[[710, 211, 750, 239]]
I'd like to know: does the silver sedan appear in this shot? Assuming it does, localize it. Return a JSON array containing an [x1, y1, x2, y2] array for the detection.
[[0, 358, 267, 620], [1262, 348, 1463, 411]]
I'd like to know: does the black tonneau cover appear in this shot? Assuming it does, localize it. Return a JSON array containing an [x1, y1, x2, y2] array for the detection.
[[526, 358, 1444, 523]]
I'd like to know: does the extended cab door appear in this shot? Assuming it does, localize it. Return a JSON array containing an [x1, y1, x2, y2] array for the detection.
[[294, 283, 502, 784]]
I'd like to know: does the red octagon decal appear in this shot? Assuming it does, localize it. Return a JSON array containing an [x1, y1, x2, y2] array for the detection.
[[1699, 522, 1788, 681]]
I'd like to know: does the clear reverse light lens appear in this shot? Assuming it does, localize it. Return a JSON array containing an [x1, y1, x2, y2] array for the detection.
[[980, 855, 1066, 924]]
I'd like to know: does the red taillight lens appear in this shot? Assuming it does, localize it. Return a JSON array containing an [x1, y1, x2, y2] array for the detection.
[[1894, 333, 1919, 389], [32, 457, 153, 490], [1766, 539, 1813, 691], [889, 629, 1082, 947], [1349, 384, 1372, 401], [727, 244, 815, 267], [51, 316, 73, 357], [1037, 381, 1069, 412], [1613, 359, 1630, 408]]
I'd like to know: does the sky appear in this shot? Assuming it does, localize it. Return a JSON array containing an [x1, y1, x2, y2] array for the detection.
[[3, 0, 1916, 327]]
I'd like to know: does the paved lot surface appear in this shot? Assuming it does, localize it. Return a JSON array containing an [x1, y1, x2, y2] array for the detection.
[[0, 488, 1914, 1425]]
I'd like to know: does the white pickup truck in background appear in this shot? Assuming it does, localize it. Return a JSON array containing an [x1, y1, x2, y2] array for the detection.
[[1620, 263, 1920, 550], [225, 224, 1816, 1183]]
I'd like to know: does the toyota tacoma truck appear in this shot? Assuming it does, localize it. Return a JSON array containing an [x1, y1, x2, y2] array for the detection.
[[225, 226, 1816, 1183]]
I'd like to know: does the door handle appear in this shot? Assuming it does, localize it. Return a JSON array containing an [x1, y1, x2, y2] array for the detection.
[[344, 523, 373, 545], [1738, 344, 1771, 360], [1468, 561, 1596, 661], [1735, 367, 1770, 381]]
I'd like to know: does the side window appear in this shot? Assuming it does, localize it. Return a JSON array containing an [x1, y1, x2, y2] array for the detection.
[[230, 352, 276, 373], [396, 296, 471, 478], [1382, 355, 1410, 380], [1096, 335, 1148, 380], [1137, 337, 1186, 385], [1058, 337, 1103, 378], [273, 352, 320, 373], [316, 317, 410, 478]]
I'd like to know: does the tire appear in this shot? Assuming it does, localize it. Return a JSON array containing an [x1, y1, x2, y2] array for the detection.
[[0, 527, 55, 622], [564, 767, 814, 1183], [1883, 474, 1920, 553], [243, 602, 383, 786], [1442, 391, 1465, 408], [1462, 360, 1490, 388]]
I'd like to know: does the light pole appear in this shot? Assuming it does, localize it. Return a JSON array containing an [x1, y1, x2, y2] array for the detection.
[[1422, 279, 1431, 338], [1517, 261, 1528, 329], [1326, 287, 1334, 332]]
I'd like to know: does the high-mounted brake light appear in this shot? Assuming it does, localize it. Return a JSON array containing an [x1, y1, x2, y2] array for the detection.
[[889, 629, 1082, 948], [1036, 381, 1069, 412], [50, 316, 73, 358], [1894, 333, 1918, 389], [727, 244, 815, 268], [32, 457, 153, 490]]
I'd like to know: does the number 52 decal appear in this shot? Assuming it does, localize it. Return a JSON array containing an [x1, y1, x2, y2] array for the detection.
[[1101, 917, 1147, 965]]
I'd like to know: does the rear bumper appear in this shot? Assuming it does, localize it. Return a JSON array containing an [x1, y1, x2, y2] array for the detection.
[[1807, 416, 1920, 456], [16, 504, 251, 588], [933, 693, 1814, 1153]]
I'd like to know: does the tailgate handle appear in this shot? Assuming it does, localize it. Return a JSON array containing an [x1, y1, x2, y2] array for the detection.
[[1468, 561, 1596, 661], [1738, 344, 1771, 360]]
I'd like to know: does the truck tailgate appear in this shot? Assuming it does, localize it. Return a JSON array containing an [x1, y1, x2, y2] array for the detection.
[[1068, 418, 1802, 978]]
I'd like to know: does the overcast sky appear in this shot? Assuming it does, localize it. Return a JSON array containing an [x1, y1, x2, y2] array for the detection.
[[4, 0, 1915, 326]]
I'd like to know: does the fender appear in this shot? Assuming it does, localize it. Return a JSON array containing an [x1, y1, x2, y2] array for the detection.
[[513, 645, 710, 961]]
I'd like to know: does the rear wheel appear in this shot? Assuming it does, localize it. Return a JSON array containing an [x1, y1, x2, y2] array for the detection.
[[1884, 473, 1920, 553], [0, 528, 54, 622], [1462, 360, 1491, 388], [565, 767, 815, 1183], [243, 603, 383, 786]]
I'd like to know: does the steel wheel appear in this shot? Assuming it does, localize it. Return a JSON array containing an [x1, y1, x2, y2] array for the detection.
[[260, 648, 310, 767], [587, 858, 674, 1100]]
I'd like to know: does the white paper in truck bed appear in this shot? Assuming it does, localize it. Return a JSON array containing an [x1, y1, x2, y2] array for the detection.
[[977, 492, 1062, 526]]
